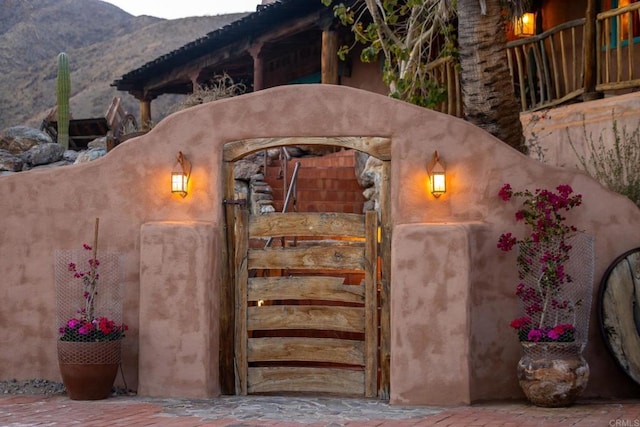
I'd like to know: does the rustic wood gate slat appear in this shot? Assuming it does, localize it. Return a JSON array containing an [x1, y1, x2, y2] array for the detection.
[[236, 210, 378, 397], [234, 208, 249, 395], [249, 212, 366, 238], [248, 337, 365, 365], [248, 276, 364, 303], [248, 367, 365, 395], [249, 245, 366, 271], [248, 305, 365, 332]]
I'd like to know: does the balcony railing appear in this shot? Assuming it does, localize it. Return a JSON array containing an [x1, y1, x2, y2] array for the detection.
[[506, 19, 586, 112], [425, 5, 640, 115], [597, 2, 640, 92], [426, 56, 463, 118]]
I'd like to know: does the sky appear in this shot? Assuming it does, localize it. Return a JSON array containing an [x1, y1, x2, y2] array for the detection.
[[101, 0, 262, 19]]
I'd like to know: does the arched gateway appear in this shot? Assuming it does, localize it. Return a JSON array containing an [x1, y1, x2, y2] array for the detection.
[[221, 137, 391, 398]]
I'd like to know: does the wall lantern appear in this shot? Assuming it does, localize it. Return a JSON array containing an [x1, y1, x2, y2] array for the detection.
[[171, 151, 191, 197], [428, 151, 446, 198], [514, 12, 536, 37]]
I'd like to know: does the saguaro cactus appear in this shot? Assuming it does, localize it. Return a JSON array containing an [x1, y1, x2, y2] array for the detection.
[[56, 52, 70, 150]]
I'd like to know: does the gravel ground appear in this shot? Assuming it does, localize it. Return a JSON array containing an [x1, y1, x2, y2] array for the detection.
[[0, 379, 133, 397], [0, 379, 65, 396]]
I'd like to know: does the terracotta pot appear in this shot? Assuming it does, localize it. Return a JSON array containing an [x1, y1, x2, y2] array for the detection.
[[517, 342, 589, 407], [57, 340, 121, 400]]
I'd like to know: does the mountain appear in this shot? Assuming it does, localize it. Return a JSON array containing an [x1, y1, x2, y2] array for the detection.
[[0, 0, 248, 130]]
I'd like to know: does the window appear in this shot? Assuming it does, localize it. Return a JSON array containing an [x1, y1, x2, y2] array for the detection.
[[607, 0, 640, 45]]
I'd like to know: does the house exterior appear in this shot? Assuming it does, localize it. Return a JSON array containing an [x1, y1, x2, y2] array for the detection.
[[111, 0, 388, 129], [112, 0, 640, 169], [10, 0, 629, 404], [112, 0, 640, 117], [1, 84, 640, 405]]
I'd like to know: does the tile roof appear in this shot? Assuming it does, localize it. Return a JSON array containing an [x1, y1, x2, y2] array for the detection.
[[112, 0, 335, 91]]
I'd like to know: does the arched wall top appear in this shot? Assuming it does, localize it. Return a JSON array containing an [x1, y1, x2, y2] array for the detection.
[[222, 136, 391, 162]]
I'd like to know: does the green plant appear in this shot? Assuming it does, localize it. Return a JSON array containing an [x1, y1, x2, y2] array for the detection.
[[522, 112, 550, 163], [569, 116, 640, 208], [56, 52, 70, 150], [321, 0, 456, 109]]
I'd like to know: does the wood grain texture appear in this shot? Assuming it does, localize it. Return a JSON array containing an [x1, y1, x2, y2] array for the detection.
[[248, 276, 364, 303], [248, 367, 364, 394], [248, 337, 364, 365], [249, 212, 366, 238], [248, 245, 366, 271], [223, 137, 391, 161], [248, 305, 365, 333], [601, 249, 640, 385]]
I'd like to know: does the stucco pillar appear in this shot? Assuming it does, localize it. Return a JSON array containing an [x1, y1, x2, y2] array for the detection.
[[138, 221, 219, 398], [390, 223, 472, 406]]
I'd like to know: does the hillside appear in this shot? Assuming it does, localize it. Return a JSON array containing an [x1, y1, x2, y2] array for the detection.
[[0, 0, 248, 130]]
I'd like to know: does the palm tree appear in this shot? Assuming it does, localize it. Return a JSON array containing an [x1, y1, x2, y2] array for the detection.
[[457, 0, 527, 152], [325, 0, 529, 152]]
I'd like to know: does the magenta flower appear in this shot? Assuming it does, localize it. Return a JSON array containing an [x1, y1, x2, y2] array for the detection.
[[498, 183, 512, 201], [499, 183, 583, 343], [510, 317, 531, 329], [66, 318, 80, 329], [59, 241, 128, 342], [527, 329, 544, 342], [497, 233, 517, 252], [78, 322, 94, 335]]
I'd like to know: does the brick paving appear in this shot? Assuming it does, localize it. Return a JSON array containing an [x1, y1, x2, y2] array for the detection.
[[0, 395, 639, 426]]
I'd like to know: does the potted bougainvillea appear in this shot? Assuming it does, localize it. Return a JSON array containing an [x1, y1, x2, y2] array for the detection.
[[55, 218, 127, 400], [497, 184, 594, 407]]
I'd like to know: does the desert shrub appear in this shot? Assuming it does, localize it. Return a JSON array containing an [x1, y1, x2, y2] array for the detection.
[[172, 73, 246, 112], [569, 117, 640, 208]]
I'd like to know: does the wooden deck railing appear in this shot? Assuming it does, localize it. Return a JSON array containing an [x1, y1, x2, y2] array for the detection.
[[426, 6, 640, 115], [425, 56, 463, 117], [506, 19, 586, 112], [597, 2, 640, 91]]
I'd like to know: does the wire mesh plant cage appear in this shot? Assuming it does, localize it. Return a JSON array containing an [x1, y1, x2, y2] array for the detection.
[[55, 248, 125, 364], [517, 232, 594, 359]]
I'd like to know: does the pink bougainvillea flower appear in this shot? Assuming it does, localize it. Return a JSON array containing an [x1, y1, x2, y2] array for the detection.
[[78, 322, 94, 335], [66, 318, 80, 329], [527, 329, 544, 342], [97, 317, 114, 335], [547, 329, 561, 340], [498, 184, 513, 201], [510, 317, 531, 329], [497, 233, 517, 252]]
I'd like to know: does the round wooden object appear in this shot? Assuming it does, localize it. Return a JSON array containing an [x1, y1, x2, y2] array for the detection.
[[599, 247, 640, 386]]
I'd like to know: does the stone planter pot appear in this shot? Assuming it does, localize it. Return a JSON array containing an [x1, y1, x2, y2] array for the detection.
[[57, 340, 121, 400], [517, 341, 589, 407]]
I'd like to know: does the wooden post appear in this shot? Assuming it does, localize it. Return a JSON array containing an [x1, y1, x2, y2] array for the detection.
[[378, 160, 391, 399], [583, 0, 602, 101], [139, 99, 152, 131], [322, 29, 339, 85], [220, 162, 238, 394], [249, 43, 265, 91]]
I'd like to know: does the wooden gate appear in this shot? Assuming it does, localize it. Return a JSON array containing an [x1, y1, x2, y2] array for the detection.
[[233, 210, 379, 397]]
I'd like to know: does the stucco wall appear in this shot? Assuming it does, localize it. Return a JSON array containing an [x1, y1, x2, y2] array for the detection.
[[522, 91, 640, 170], [0, 85, 639, 404]]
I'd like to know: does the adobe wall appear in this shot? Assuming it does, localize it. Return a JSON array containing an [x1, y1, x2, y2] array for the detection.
[[0, 85, 639, 404], [521, 91, 640, 170]]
